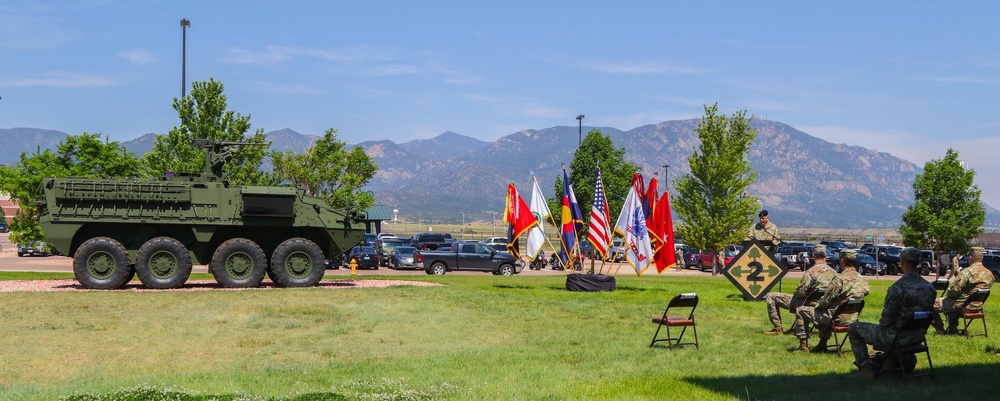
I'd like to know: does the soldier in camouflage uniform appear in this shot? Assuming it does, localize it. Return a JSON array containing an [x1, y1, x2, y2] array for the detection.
[[932, 247, 995, 333], [764, 244, 837, 336], [747, 210, 781, 252], [848, 247, 936, 378], [794, 248, 870, 352]]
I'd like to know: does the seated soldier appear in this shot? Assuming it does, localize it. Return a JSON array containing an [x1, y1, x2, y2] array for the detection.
[[794, 248, 870, 352], [932, 246, 995, 334], [764, 245, 837, 336], [847, 247, 935, 378]]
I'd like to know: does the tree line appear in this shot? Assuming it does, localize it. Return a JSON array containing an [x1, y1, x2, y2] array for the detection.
[[0, 85, 984, 256], [0, 79, 377, 246]]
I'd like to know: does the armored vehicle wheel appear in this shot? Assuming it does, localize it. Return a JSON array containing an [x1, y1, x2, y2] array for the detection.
[[211, 238, 267, 288], [73, 237, 133, 289], [270, 238, 326, 287], [136, 237, 193, 289]]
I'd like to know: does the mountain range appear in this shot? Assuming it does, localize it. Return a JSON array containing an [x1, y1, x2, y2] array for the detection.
[[2, 121, 998, 229]]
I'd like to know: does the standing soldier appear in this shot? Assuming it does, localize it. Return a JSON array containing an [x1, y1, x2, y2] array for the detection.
[[747, 210, 781, 252], [763, 245, 837, 336], [794, 248, 870, 352], [847, 247, 936, 378], [932, 247, 994, 334], [675, 247, 685, 272]]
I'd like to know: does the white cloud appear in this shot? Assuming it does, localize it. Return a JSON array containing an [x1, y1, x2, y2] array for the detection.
[[579, 60, 703, 75], [119, 49, 155, 65], [0, 72, 118, 88], [799, 125, 1000, 208], [223, 45, 382, 65], [252, 81, 324, 95], [0, 14, 73, 50], [363, 64, 420, 76]]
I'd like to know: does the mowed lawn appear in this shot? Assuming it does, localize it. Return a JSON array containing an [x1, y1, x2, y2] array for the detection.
[[1, 272, 999, 400]]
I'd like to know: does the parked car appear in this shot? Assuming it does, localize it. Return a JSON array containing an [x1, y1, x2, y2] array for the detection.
[[17, 241, 50, 257], [0, 222, 8, 233], [606, 239, 625, 262], [697, 249, 736, 272], [864, 245, 902, 275], [856, 253, 887, 275], [410, 233, 448, 250], [819, 240, 848, 251], [681, 246, 701, 269], [416, 241, 523, 275], [377, 233, 398, 239], [389, 246, 418, 269], [982, 254, 1000, 281], [345, 245, 380, 270], [377, 238, 405, 266], [364, 233, 378, 247], [484, 237, 509, 251], [774, 244, 813, 271]]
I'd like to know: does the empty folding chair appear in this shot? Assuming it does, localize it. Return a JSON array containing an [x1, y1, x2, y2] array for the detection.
[[650, 293, 699, 349]]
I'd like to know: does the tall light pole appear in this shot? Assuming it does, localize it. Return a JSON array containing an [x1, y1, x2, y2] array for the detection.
[[662, 164, 670, 186], [460, 212, 466, 234], [576, 115, 585, 146], [180, 19, 190, 97]]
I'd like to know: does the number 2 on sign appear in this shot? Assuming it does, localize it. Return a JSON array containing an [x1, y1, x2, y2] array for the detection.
[[746, 261, 765, 282]]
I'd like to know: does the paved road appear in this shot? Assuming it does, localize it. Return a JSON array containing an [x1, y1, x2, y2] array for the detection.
[[0, 233, 914, 283]]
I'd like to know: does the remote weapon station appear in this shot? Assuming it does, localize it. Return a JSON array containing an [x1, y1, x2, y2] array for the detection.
[[37, 140, 366, 289]]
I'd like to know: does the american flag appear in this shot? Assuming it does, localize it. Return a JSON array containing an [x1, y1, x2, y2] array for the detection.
[[588, 167, 611, 260]]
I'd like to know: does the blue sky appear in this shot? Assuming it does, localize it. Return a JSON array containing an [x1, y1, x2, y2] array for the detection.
[[2, 1, 999, 207]]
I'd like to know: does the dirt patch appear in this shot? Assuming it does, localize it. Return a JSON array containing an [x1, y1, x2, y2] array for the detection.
[[0, 279, 443, 293]]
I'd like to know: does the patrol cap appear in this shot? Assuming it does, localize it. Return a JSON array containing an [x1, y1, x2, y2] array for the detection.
[[812, 244, 827, 258], [759, 210, 769, 218], [971, 247, 985, 257], [900, 247, 921, 264], [840, 248, 857, 261]]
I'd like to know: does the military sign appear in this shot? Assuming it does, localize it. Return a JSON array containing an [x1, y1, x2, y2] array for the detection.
[[722, 239, 787, 300]]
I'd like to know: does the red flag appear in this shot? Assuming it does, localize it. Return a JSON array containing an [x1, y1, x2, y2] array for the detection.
[[644, 177, 661, 247], [504, 183, 538, 259], [652, 191, 677, 273]]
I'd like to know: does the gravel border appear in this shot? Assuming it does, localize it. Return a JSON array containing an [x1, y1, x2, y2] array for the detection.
[[0, 279, 443, 292]]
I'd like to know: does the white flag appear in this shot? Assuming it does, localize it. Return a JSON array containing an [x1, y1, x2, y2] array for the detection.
[[613, 175, 655, 275], [527, 176, 551, 260]]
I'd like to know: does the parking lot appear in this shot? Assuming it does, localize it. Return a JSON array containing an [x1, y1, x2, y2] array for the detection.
[[0, 233, 915, 283]]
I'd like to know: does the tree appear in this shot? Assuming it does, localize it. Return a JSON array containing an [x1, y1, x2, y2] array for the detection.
[[0, 134, 142, 244], [143, 78, 271, 185], [548, 129, 640, 230], [270, 129, 378, 210], [900, 149, 984, 254], [673, 104, 759, 260]]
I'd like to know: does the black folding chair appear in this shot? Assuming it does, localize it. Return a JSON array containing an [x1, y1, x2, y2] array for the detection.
[[959, 288, 990, 338], [650, 293, 699, 349], [933, 279, 950, 297], [876, 311, 935, 383]]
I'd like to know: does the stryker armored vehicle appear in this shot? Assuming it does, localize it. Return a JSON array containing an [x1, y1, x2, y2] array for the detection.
[[37, 139, 366, 289]]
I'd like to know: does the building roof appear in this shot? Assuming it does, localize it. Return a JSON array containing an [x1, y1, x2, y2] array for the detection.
[[365, 205, 393, 221]]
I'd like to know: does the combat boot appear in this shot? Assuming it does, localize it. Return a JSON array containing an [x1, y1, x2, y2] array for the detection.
[[792, 338, 810, 353], [812, 337, 830, 353], [854, 362, 876, 379], [763, 326, 783, 336]]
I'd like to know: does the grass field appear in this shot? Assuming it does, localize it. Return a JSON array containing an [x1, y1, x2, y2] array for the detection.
[[1, 272, 998, 400]]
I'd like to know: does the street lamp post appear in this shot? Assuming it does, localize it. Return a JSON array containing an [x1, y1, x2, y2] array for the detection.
[[180, 19, 190, 97], [662, 164, 670, 192], [576, 115, 585, 146]]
